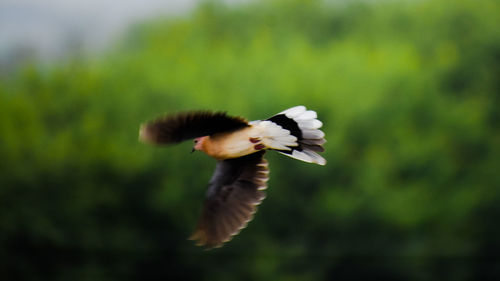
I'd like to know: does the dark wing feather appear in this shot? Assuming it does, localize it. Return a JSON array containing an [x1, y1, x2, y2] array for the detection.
[[190, 151, 269, 249], [139, 111, 248, 144]]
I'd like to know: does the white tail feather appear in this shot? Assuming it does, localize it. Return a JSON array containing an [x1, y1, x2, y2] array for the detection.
[[301, 138, 326, 145], [279, 106, 306, 118], [273, 106, 327, 165], [273, 136, 297, 146], [295, 110, 317, 120], [256, 121, 298, 151], [282, 106, 325, 140], [277, 149, 326, 165], [269, 142, 292, 151], [256, 106, 326, 165], [302, 129, 325, 139], [298, 119, 323, 130]]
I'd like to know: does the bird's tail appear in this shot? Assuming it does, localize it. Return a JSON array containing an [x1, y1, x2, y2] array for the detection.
[[259, 106, 326, 165]]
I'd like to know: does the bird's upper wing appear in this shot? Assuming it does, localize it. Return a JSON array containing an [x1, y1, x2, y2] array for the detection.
[[139, 111, 249, 145], [190, 151, 269, 248]]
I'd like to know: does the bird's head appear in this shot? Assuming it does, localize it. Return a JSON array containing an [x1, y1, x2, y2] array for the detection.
[[192, 136, 207, 152]]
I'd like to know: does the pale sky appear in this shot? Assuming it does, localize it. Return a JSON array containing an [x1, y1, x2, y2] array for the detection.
[[0, 0, 200, 61]]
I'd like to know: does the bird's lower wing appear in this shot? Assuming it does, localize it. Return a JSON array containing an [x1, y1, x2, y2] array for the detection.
[[190, 151, 268, 249]]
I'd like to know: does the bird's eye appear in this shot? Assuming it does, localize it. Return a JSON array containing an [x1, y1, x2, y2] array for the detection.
[[194, 139, 198, 144]]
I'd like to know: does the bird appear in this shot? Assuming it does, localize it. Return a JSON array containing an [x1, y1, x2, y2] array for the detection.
[[139, 105, 326, 248]]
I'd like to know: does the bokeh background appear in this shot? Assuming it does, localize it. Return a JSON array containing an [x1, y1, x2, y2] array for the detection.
[[1, 0, 500, 280]]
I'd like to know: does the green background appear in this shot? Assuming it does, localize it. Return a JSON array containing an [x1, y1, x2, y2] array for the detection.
[[1, 0, 500, 280]]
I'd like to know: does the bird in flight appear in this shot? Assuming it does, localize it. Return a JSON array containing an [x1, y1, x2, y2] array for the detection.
[[139, 106, 326, 248]]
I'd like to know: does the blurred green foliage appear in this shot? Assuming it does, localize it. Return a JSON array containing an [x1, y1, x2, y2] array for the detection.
[[1, 0, 500, 280]]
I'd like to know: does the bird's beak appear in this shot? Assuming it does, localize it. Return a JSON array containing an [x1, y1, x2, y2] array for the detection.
[[191, 147, 195, 153]]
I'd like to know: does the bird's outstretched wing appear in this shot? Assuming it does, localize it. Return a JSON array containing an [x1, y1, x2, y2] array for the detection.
[[139, 111, 249, 145], [190, 151, 268, 248]]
